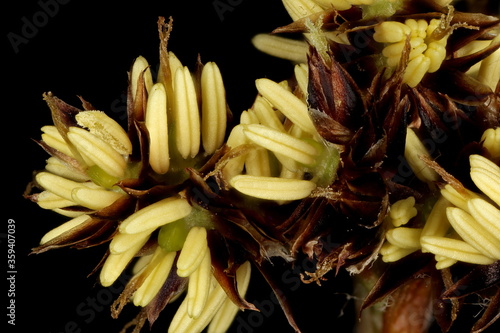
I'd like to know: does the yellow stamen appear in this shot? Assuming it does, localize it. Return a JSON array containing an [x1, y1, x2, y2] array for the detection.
[[201, 62, 227, 155], [243, 124, 318, 166], [100, 232, 151, 287], [404, 128, 439, 183], [186, 250, 212, 318], [130, 55, 154, 101], [470, 154, 500, 206], [230, 175, 316, 201], [67, 127, 127, 178], [119, 197, 192, 234], [255, 78, 316, 135], [385, 227, 422, 249], [446, 207, 500, 259], [35, 191, 75, 210], [208, 261, 252, 333], [388, 196, 417, 227], [420, 236, 496, 265], [145, 83, 170, 174], [421, 196, 451, 237], [70, 187, 123, 210], [40, 214, 91, 244], [176, 227, 209, 277], [133, 248, 176, 307], [109, 230, 156, 254], [174, 66, 201, 159], [75, 111, 132, 156], [168, 276, 227, 333], [252, 34, 308, 63]]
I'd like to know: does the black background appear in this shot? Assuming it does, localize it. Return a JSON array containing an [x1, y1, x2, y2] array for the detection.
[[4, 1, 500, 333]]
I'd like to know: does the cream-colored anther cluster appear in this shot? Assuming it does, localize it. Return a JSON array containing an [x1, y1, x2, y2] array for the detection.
[[374, 18, 449, 87], [223, 64, 339, 202], [382, 128, 500, 269]]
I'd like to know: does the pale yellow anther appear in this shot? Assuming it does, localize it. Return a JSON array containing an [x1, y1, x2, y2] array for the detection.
[[245, 148, 272, 177], [252, 34, 309, 64], [41, 125, 76, 158], [201, 62, 227, 155], [230, 175, 316, 201], [294, 63, 309, 98], [223, 125, 248, 180], [167, 52, 184, 86], [382, 42, 408, 67], [404, 128, 439, 182], [252, 98, 286, 133], [35, 191, 76, 210], [226, 125, 247, 148], [255, 78, 316, 135], [168, 276, 227, 333], [67, 127, 127, 178], [376, 18, 448, 87], [403, 54, 431, 87], [446, 207, 500, 259], [208, 261, 252, 333], [133, 248, 176, 307], [386, 227, 422, 249], [243, 124, 318, 166], [373, 21, 411, 43], [481, 127, 500, 161], [35, 172, 95, 202], [240, 110, 259, 125], [109, 230, 156, 255], [407, 19, 428, 39], [380, 242, 417, 263], [477, 34, 500, 91], [467, 198, 500, 238], [100, 232, 151, 287], [130, 56, 154, 101], [187, 250, 212, 318], [45, 157, 89, 182], [174, 66, 201, 159], [119, 197, 192, 234], [435, 257, 457, 270], [75, 111, 132, 156], [146, 82, 170, 174], [40, 214, 91, 244], [70, 187, 123, 211], [420, 236, 496, 266], [132, 253, 155, 275], [470, 154, 500, 206], [388, 196, 417, 227], [425, 41, 447, 73], [440, 184, 481, 213], [177, 227, 209, 277], [421, 196, 451, 237]]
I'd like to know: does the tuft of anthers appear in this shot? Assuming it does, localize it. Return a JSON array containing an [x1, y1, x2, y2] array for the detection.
[[27, 17, 261, 333], [382, 128, 500, 269], [222, 69, 340, 203], [373, 18, 450, 87]]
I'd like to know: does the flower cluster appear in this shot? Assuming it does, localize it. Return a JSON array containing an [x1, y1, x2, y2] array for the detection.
[[381, 128, 500, 269], [26, 1, 500, 333], [373, 18, 450, 87], [27, 17, 261, 333], [222, 71, 339, 202]]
